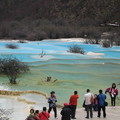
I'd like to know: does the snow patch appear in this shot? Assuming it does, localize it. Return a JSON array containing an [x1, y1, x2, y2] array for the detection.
[[31, 55, 55, 61], [58, 38, 85, 42], [86, 52, 104, 56]]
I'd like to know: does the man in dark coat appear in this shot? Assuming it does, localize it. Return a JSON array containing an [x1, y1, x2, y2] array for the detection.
[[61, 103, 72, 120], [97, 89, 106, 118]]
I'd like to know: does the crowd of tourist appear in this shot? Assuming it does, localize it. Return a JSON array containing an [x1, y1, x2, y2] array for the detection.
[[25, 83, 118, 120]]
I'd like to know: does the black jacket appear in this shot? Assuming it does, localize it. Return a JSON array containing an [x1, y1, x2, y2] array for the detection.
[[61, 106, 71, 120]]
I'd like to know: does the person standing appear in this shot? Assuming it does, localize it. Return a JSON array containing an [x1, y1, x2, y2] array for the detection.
[[26, 109, 35, 120], [61, 103, 72, 120], [84, 89, 93, 119], [34, 110, 40, 120], [93, 94, 98, 111], [39, 107, 50, 120], [69, 91, 79, 119], [97, 89, 106, 118], [105, 83, 118, 106], [48, 91, 57, 118]]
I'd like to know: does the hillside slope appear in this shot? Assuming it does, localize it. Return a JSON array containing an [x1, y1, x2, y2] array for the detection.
[[0, 0, 120, 23]]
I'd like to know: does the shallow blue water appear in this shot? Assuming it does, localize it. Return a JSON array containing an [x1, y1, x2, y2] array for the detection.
[[0, 40, 120, 106], [0, 41, 120, 61]]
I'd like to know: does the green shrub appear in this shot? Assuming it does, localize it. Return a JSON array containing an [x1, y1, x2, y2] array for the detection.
[[102, 40, 112, 48], [6, 43, 19, 49], [68, 44, 84, 54]]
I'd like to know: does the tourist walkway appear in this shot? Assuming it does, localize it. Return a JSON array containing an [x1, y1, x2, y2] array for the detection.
[[49, 106, 120, 120], [1, 95, 120, 120]]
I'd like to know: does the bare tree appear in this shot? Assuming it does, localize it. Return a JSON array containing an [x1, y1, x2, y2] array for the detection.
[[39, 49, 46, 57], [0, 57, 29, 84], [0, 109, 13, 120], [46, 76, 58, 83]]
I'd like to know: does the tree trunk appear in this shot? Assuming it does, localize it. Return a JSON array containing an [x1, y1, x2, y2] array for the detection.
[[10, 78, 13, 84], [9, 76, 17, 84], [47, 76, 51, 82], [13, 77, 16, 84], [96, 39, 99, 44]]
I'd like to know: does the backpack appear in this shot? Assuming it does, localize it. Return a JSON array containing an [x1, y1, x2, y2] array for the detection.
[[90, 95, 94, 104], [25, 114, 35, 120], [25, 118, 35, 120]]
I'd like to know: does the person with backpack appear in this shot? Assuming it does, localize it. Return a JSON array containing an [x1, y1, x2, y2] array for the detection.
[[97, 89, 106, 118], [69, 91, 79, 119], [61, 103, 72, 120], [26, 109, 35, 120], [39, 107, 50, 120], [48, 91, 57, 118], [105, 83, 118, 106], [84, 89, 93, 119]]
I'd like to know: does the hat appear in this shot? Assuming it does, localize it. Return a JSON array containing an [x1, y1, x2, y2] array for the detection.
[[63, 103, 69, 106]]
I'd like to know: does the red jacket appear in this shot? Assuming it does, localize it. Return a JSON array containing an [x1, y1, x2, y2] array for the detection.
[[34, 115, 40, 120], [39, 112, 50, 120], [69, 94, 79, 105]]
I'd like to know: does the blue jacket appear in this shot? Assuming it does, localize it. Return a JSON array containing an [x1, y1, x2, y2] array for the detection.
[[48, 96, 57, 107], [97, 93, 106, 106]]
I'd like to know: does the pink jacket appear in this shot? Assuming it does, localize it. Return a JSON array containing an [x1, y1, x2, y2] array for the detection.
[[105, 87, 118, 95]]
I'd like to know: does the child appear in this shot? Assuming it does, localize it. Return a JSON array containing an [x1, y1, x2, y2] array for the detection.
[[34, 110, 40, 120], [93, 94, 98, 111]]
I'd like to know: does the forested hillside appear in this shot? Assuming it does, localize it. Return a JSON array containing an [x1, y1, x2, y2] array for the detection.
[[0, 0, 120, 23], [0, 0, 120, 41]]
